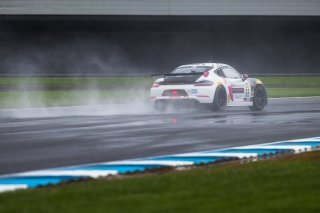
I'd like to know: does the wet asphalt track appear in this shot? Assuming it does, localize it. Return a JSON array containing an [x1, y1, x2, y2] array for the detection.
[[0, 97, 319, 175]]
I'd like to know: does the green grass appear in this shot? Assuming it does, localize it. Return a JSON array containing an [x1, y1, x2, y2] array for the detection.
[[0, 76, 319, 87], [0, 77, 154, 87], [267, 88, 320, 98], [1, 151, 320, 213], [259, 76, 320, 85]]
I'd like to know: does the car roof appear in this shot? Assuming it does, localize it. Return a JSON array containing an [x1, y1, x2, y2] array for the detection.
[[177, 63, 228, 69]]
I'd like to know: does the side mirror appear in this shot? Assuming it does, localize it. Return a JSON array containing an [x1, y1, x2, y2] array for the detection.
[[241, 74, 248, 81]]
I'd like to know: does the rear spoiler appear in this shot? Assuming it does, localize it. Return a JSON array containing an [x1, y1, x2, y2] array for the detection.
[[151, 72, 204, 77]]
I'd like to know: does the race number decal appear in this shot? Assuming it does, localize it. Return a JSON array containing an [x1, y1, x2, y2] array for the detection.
[[245, 83, 250, 98]]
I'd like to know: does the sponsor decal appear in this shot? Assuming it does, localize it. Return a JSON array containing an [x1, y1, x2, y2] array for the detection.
[[232, 88, 244, 93], [245, 83, 250, 98], [188, 89, 198, 94]]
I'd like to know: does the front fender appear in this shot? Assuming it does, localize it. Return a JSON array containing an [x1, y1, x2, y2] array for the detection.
[[246, 78, 267, 102]]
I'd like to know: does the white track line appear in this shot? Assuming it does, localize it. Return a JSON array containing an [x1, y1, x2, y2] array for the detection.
[[219, 137, 320, 151], [235, 145, 311, 152], [0, 184, 28, 193], [104, 160, 194, 166], [10, 170, 118, 178], [269, 96, 320, 100], [287, 138, 320, 142], [174, 153, 257, 158]]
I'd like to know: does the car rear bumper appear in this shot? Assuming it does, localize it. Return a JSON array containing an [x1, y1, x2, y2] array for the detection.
[[150, 96, 212, 104], [150, 85, 215, 104]]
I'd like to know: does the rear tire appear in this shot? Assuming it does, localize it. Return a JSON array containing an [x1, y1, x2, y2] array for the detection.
[[211, 86, 227, 111], [250, 85, 268, 111]]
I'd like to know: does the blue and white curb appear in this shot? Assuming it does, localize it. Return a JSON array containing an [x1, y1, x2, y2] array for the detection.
[[0, 137, 319, 193]]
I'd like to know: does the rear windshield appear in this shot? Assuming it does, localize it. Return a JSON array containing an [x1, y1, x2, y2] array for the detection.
[[171, 66, 212, 74]]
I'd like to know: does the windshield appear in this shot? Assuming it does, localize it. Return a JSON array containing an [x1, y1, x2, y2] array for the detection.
[[171, 66, 212, 74]]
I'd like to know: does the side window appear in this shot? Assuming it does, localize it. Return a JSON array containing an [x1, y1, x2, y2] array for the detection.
[[215, 69, 225, 77], [222, 67, 241, 79]]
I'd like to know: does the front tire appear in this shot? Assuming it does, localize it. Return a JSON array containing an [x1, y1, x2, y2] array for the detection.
[[211, 86, 227, 111], [250, 85, 268, 111]]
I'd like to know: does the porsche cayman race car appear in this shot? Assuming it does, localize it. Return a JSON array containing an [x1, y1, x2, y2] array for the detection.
[[150, 63, 267, 111]]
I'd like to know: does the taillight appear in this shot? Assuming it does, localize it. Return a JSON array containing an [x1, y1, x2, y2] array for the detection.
[[194, 80, 214, 86], [152, 82, 160, 87], [171, 90, 178, 95], [203, 71, 209, 77]]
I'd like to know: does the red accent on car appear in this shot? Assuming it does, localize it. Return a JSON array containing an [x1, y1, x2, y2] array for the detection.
[[228, 85, 233, 101], [203, 71, 209, 77], [152, 82, 160, 87]]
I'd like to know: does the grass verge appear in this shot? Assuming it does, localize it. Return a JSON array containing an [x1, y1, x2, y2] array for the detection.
[[267, 88, 320, 98], [0, 76, 319, 87], [0, 151, 320, 213], [259, 76, 320, 85], [0, 77, 154, 87]]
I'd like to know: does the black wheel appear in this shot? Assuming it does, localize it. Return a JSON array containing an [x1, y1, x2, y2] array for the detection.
[[250, 85, 268, 111], [211, 86, 227, 111]]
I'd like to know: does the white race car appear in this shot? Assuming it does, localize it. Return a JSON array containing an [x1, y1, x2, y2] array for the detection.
[[150, 63, 267, 111]]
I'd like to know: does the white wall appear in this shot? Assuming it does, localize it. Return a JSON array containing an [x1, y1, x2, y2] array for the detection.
[[0, 0, 319, 16]]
